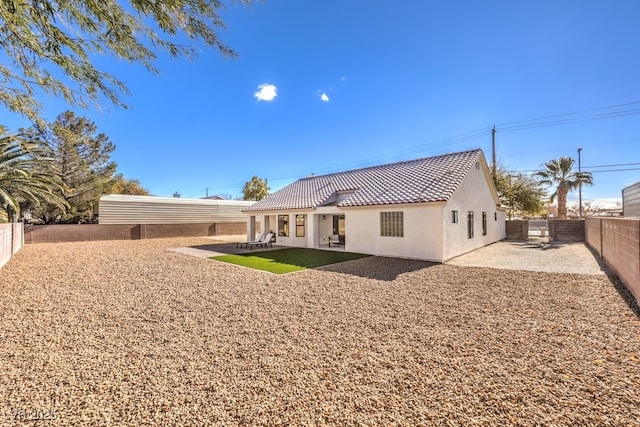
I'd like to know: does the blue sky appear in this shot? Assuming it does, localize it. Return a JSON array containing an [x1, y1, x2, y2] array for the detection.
[[4, 1, 640, 206]]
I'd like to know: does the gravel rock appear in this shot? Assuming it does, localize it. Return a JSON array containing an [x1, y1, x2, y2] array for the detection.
[[0, 237, 638, 426]]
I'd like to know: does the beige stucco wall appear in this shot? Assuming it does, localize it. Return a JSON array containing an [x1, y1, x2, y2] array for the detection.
[[443, 162, 506, 261], [344, 203, 445, 261]]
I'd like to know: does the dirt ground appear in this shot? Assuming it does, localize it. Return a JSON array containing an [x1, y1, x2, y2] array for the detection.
[[447, 240, 607, 275], [0, 237, 638, 426]]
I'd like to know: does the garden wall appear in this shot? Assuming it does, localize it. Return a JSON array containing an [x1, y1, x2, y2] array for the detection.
[[586, 217, 640, 305], [548, 220, 585, 242], [24, 222, 247, 244], [0, 223, 24, 269], [505, 220, 528, 240], [505, 219, 584, 242]]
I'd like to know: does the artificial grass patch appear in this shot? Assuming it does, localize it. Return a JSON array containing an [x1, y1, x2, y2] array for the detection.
[[211, 248, 370, 274]]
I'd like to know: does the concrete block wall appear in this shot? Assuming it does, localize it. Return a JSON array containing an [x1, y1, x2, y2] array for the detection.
[[1, 223, 23, 269], [24, 222, 247, 244], [586, 217, 640, 305], [585, 217, 603, 257], [505, 220, 528, 240], [506, 219, 585, 242], [1, 224, 13, 268], [214, 222, 247, 236], [548, 220, 585, 242], [24, 224, 140, 243]]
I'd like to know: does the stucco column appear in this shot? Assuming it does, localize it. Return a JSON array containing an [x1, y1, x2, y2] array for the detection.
[[263, 215, 271, 235], [308, 214, 317, 248], [248, 216, 256, 240]]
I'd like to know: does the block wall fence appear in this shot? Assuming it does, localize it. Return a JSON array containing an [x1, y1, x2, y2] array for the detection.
[[23, 222, 247, 244], [0, 223, 24, 269], [586, 217, 640, 306], [505, 219, 585, 242]]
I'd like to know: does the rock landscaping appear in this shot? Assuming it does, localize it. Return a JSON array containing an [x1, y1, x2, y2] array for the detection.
[[0, 237, 638, 425]]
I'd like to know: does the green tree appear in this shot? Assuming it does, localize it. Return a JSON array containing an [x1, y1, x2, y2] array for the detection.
[[242, 176, 269, 201], [0, 130, 67, 222], [109, 174, 151, 195], [493, 165, 546, 219], [23, 111, 117, 223], [535, 156, 594, 219], [0, 0, 249, 123]]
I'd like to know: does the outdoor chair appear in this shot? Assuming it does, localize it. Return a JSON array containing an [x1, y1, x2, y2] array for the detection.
[[248, 232, 274, 249], [328, 234, 345, 247], [237, 233, 265, 249]]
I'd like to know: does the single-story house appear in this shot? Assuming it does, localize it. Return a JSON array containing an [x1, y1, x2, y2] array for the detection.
[[243, 149, 506, 262]]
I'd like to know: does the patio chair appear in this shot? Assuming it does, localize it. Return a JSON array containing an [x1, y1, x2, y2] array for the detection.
[[328, 234, 345, 247], [248, 232, 274, 249], [236, 233, 265, 249]]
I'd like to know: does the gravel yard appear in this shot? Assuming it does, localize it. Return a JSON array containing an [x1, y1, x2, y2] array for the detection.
[[1, 237, 639, 426]]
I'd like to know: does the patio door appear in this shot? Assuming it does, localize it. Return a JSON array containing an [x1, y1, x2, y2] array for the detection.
[[333, 215, 345, 236]]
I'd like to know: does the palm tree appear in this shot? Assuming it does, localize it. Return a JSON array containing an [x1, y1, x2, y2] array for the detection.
[[535, 156, 593, 219], [0, 132, 68, 222]]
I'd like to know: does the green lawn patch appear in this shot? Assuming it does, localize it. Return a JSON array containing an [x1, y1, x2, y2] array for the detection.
[[211, 248, 370, 274]]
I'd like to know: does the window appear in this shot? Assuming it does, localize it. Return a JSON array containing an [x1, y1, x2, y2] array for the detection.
[[482, 212, 487, 236], [295, 214, 305, 237], [278, 215, 289, 237], [467, 211, 474, 239], [452, 210, 459, 224], [494, 212, 497, 221], [380, 211, 404, 237]]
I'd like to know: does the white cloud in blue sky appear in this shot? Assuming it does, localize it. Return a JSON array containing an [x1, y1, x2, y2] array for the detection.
[[320, 92, 329, 102], [254, 84, 277, 102]]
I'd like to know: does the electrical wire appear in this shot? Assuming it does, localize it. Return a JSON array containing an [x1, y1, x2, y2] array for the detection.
[[201, 101, 639, 196], [495, 101, 640, 126], [498, 108, 640, 133], [266, 127, 493, 181], [583, 162, 640, 169]]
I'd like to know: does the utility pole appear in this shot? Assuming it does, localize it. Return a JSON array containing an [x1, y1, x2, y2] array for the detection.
[[578, 147, 583, 219], [491, 126, 496, 179]]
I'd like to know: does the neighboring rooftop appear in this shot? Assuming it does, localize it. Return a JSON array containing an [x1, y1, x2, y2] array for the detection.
[[245, 149, 489, 212]]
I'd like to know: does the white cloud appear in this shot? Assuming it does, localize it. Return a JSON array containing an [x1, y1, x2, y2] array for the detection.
[[320, 92, 329, 102], [254, 84, 277, 102]]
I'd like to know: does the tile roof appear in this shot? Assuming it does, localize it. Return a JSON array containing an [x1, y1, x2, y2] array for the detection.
[[244, 149, 487, 212]]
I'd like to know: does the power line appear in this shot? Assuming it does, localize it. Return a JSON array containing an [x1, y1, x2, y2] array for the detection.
[[266, 127, 493, 181], [270, 101, 639, 183], [583, 162, 640, 169], [587, 167, 640, 173], [508, 165, 640, 174], [195, 101, 639, 194], [498, 108, 640, 133], [495, 101, 640, 127]]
